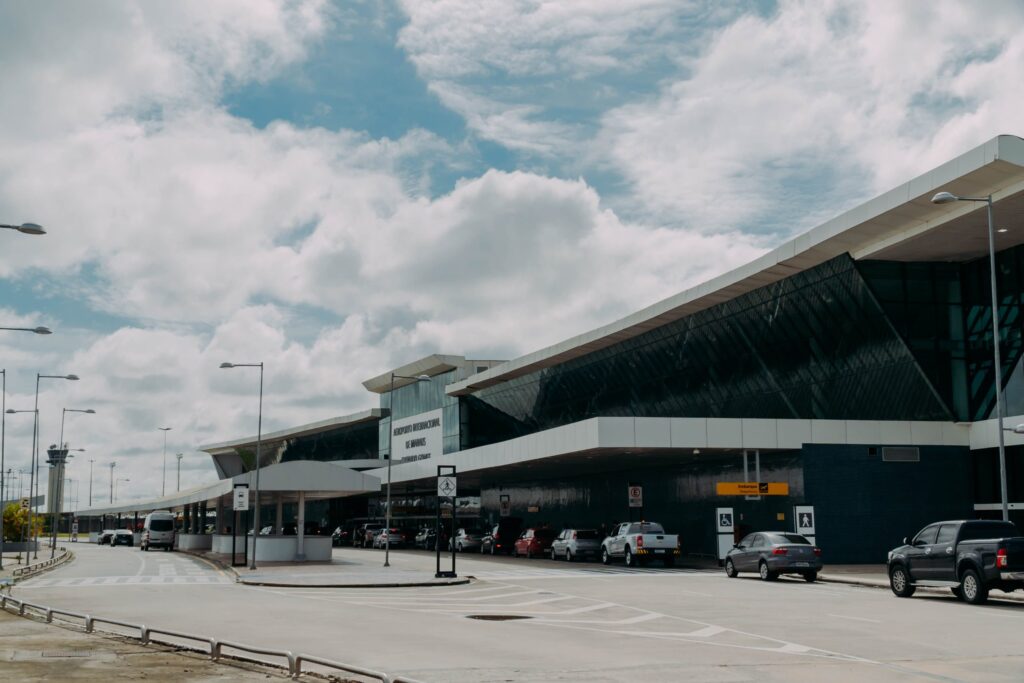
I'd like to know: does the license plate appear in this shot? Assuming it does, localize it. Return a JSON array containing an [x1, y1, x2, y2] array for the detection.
[[654, 549, 665, 554], [792, 562, 809, 567]]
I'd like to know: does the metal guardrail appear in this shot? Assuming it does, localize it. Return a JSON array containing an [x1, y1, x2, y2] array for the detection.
[[0, 593, 428, 682], [10, 547, 70, 578]]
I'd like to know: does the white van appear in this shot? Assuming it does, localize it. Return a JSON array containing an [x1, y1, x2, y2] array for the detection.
[[141, 511, 176, 551]]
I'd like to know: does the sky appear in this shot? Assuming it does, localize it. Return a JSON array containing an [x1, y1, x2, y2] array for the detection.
[[1, 0, 1022, 505]]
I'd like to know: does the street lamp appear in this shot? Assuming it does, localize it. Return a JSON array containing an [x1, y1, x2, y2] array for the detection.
[[220, 361, 264, 570], [933, 191, 1009, 521], [114, 477, 130, 503], [29, 373, 79, 559], [0, 326, 51, 334], [0, 222, 46, 235], [88, 458, 95, 507], [109, 462, 116, 504], [6, 408, 36, 560], [176, 453, 183, 492], [384, 373, 432, 568], [158, 427, 171, 496]]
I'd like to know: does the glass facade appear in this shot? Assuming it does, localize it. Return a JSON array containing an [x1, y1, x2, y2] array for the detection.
[[279, 420, 379, 464], [461, 254, 954, 449], [378, 369, 462, 458], [858, 243, 1024, 422]]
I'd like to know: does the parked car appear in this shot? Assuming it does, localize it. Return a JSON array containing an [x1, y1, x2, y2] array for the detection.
[[415, 527, 436, 550], [601, 521, 680, 567], [725, 532, 822, 581], [374, 528, 403, 549], [97, 529, 117, 545], [332, 526, 350, 547], [480, 518, 523, 555], [282, 521, 323, 536], [111, 529, 134, 547], [354, 523, 383, 548], [512, 527, 557, 558], [550, 528, 602, 562], [887, 519, 1024, 604], [140, 510, 175, 552], [449, 527, 485, 552]]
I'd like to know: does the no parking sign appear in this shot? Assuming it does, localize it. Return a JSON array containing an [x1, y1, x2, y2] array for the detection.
[[628, 485, 643, 508]]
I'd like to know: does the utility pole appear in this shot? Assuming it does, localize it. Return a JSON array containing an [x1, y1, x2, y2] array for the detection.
[[109, 462, 115, 504], [88, 458, 94, 507], [176, 453, 183, 492]]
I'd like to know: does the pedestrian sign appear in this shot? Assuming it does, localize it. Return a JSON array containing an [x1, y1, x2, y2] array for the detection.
[[437, 476, 457, 497]]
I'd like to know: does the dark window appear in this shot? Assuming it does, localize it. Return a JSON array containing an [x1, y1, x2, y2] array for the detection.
[[574, 529, 600, 539], [149, 519, 173, 532], [628, 522, 665, 534], [750, 534, 766, 548], [914, 525, 940, 545], [935, 524, 957, 544], [960, 521, 1019, 541], [769, 533, 810, 544], [883, 447, 920, 462]]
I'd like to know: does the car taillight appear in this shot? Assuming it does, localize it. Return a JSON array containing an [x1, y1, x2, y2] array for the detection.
[[997, 548, 1008, 568], [772, 547, 788, 555], [813, 547, 822, 556], [636, 536, 644, 548], [572, 531, 577, 540]]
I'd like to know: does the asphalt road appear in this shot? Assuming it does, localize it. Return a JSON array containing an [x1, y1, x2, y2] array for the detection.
[[14, 543, 1024, 682]]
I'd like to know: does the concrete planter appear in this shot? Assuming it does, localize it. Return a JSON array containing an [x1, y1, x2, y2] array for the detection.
[[176, 534, 212, 550]]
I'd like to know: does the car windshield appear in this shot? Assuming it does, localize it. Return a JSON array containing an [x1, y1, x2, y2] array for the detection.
[[769, 533, 810, 544], [629, 523, 665, 534], [575, 529, 600, 539], [150, 519, 173, 532]]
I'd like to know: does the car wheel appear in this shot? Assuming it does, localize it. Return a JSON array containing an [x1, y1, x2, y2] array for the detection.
[[803, 571, 817, 583], [566, 550, 573, 563], [758, 560, 777, 581], [889, 565, 915, 597], [457, 542, 463, 553], [624, 547, 635, 567], [725, 559, 738, 578], [550, 548, 556, 560], [960, 568, 988, 605], [601, 547, 610, 565]]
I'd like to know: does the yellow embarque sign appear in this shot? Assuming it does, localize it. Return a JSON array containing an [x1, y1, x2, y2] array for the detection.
[[716, 482, 790, 496]]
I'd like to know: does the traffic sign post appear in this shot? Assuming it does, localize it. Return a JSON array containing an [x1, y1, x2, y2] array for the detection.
[[435, 465, 457, 579], [232, 485, 249, 567], [499, 494, 511, 517]]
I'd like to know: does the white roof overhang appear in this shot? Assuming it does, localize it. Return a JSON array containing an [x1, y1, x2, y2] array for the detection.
[[447, 135, 1024, 396]]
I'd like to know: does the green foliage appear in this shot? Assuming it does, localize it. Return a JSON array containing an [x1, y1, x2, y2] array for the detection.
[[2, 502, 43, 541]]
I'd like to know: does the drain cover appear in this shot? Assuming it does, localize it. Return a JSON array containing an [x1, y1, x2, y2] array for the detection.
[[466, 614, 532, 621]]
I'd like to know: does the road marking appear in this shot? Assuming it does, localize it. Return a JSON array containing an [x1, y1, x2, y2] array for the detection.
[[827, 613, 882, 624]]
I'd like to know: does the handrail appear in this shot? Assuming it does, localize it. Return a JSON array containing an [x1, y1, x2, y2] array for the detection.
[[0, 592, 428, 681], [11, 547, 69, 578]]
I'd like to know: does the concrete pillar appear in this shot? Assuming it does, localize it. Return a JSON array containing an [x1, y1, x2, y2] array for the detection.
[[199, 501, 207, 533], [192, 503, 200, 534], [275, 495, 283, 534], [183, 505, 190, 533], [296, 491, 306, 561], [214, 498, 222, 534]]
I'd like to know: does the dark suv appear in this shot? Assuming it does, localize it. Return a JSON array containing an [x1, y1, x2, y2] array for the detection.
[[481, 517, 523, 555]]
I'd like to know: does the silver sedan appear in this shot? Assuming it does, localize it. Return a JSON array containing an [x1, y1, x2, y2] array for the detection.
[[725, 532, 822, 582]]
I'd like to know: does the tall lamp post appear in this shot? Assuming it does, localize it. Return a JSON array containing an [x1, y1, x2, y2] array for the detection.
[[30, 373, 79, 559], [219, 362, 263, 570], [176, 453, 183, 492], [158, 427, 171, 496], [88, 458, 95, 507], [6, 409, 36, 563], [933, 191, 1009, 521], [383, 373, 432, 568], [114, 477, 130, 503], [109, 462, 116, 504]]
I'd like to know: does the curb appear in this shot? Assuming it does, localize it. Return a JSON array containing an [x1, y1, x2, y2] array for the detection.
[[6, 548, 74, 584], [819, 573, 1024, 602], [237, 577, 472, 589]]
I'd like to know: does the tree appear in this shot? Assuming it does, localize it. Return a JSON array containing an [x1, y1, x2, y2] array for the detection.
[[2, 502, 43, 541]]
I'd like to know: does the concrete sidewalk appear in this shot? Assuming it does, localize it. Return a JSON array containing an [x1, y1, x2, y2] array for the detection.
[[187, 548, 470, 588]]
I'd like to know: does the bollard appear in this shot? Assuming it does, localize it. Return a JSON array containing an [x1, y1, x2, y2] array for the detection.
[[140, 625, 150, 644], [85, 615, 94, 633]]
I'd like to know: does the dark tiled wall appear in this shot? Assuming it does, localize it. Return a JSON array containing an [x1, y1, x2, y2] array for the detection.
[[802, 444, 973, 564]]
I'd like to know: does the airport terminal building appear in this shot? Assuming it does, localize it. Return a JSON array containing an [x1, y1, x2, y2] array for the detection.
[[80, 135, 1024, 564]]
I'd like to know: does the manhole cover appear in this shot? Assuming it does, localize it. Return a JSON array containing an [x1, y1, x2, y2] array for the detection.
[[466, 614, 532, 621]]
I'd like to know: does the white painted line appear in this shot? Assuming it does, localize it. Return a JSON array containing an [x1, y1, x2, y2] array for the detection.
[[826, 613, 882, 624]]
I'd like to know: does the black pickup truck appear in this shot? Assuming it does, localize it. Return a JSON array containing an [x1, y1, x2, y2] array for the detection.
[[887, 520, 1024, 604]]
